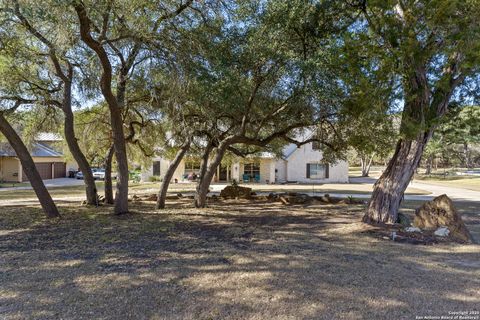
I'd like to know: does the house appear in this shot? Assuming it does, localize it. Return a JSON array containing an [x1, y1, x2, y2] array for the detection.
[[0, 133, 71, 183], [141, 139, 349, 184]]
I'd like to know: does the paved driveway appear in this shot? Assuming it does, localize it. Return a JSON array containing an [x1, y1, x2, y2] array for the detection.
[[350, 176, 480, 202], [0, 178, 84, 191], [409, 180, 480, 202]]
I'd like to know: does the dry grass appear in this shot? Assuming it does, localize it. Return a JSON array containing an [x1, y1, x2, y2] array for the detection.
[[413, 176, 480, 192], [0, 199, 479, 320]]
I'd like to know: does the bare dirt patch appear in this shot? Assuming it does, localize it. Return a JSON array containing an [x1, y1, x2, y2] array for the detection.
[[1, 199, 479, 319]]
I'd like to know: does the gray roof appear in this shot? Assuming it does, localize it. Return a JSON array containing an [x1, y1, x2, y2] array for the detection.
[[281, 129, 315, 159], [32, 143, 63, 157], [0, 142, 63, 158], [0, 143, 16, 157]]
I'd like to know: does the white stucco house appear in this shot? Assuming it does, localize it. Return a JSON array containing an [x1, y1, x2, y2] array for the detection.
[[141, 139, 349, 184]]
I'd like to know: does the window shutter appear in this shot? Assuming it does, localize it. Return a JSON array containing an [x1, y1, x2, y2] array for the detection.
[[325, 164, 329, 179], [153, 161, 161, 176], [306, 164, 310, 178]]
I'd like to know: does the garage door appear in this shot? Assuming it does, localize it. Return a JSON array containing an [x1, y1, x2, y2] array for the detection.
[[53, 162, 66, 178], [22, 162, 53, 181]]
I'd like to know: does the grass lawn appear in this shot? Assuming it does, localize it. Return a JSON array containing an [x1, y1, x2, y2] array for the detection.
[[1, 198, 478, 319], [0, 182, 197, 202], [0, 182, 30, 188], [348, 166, 384, 178], [414, 175, 480, 192]]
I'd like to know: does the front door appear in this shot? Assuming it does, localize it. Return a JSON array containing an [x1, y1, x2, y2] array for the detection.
[[219, 165, 228, 182]]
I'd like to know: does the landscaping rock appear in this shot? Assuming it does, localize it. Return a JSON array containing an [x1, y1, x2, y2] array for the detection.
[[289, 194, 312, 204], [405, 226, 421, 233], [320, 194, 331, 203], [267, 193, 278, 201], [413, 194, 473, 243], [220, 185, 252, 199], [276, 193, 312, 205], [144, 194, 158, 202], [209, 194, 219, 202], [434, 227, 450, 237], [397, 212, 412, 227], [279, 195, 290, 205]]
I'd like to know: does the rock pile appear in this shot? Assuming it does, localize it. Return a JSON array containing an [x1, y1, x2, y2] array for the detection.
[[220, 186, 253, 199], [412, 194, 473, 243]]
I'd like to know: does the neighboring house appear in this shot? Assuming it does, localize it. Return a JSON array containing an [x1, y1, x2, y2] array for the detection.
[[0, 133, 72, 183], [142, 139, 349, 184]]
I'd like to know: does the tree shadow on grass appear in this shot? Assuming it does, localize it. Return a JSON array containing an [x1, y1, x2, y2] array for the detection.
[[0, 201, 479, 319]]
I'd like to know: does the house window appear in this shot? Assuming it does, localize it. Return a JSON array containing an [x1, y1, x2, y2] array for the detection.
[[306, 163, 329, 179], [152, 161, 161, 176], [243, 162, 260, 179]]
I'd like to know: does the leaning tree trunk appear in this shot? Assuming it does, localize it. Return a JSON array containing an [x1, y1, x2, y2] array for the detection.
[[62, 85, 97, 205], [195, 143, 228, 208], [0, 113, 60, 218], [363, 132, 431, 224], [156, 142, 191, 209], [104, 145, 115, 204]]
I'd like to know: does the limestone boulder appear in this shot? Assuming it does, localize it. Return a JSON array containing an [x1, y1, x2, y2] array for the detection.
[[220, 186, 253, 199], [144, 194, 158, 202], [413, 194, 473, 243], [434, 227, 450, 237]]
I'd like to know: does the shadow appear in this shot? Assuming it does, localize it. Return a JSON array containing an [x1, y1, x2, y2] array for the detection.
[[1, 200, 479, 319]]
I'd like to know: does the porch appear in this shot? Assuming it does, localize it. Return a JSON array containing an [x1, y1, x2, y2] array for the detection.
[[227, 158, 276, 184]]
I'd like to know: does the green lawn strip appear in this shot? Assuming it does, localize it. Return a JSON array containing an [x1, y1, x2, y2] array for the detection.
[[414, 176, 480, 192], [0, 182, 30, 188]]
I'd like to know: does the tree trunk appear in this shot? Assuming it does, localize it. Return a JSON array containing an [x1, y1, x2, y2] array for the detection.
[[75, 4, 129, 215], [62, 82, 98, 205], [363, 132, 431, 224], [109, 106, 129, 214], [425, 155, 433, 175], [360, 154, 374, 177], [0, 113, 60, 218], [463, 142, 470, 169], [156, 142, 190, 209], [104, 145, 115, 204], [195, 142, 228, 208]]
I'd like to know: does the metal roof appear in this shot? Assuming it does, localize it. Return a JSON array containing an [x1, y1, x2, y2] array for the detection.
[[0, 142, 63, 158], [35, 132, 63, 141], [0, 143, 16, 157], [281, 129, 315, 159]]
